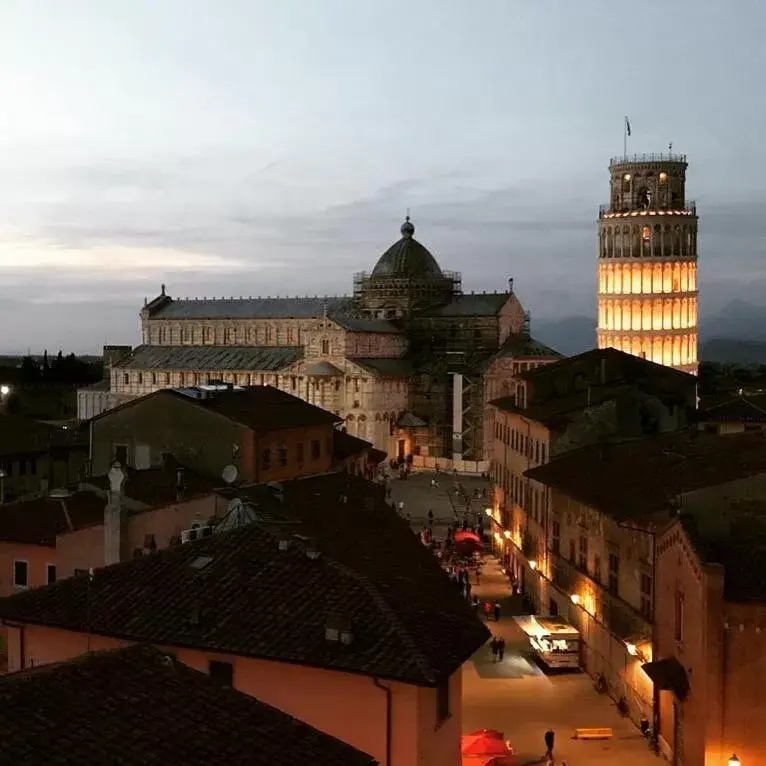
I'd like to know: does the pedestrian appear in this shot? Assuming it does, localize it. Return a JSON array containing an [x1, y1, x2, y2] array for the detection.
[[544, 729, 555, 761], [430, 478, 435, 489], [472, 594, 480, 612], [475, 567, 481, 585], [428, 509, 434, 526], [493, 600, 501, 622], [483, 601, 491, 620], [397, 501, 404, 513], [497, 637, 506, 661], [490, 637, 499, 662], [466, 581, 472, 599]]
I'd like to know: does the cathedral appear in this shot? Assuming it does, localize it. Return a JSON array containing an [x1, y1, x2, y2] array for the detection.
[[79, 218, 560, 465]]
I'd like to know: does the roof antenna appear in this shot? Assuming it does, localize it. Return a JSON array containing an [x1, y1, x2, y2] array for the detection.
[[405, 207, 410, 222], [161, 283, 166, 296], [668, 141, 673, 153]]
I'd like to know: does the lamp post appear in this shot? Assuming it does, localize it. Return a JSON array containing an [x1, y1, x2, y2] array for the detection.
[[728, 755, 741, 766]]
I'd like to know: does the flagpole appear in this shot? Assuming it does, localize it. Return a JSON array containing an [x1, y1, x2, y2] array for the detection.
[[623, 116, 628, 158]]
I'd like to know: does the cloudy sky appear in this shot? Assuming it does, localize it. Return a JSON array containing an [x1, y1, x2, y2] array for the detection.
[[1, 0, 765, 352]]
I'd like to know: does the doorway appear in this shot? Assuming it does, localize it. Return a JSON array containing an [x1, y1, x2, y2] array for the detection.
[[398, 439, 405, 459]]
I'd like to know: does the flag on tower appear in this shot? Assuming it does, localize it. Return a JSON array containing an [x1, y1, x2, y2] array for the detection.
[[625, 116, 632, 136]]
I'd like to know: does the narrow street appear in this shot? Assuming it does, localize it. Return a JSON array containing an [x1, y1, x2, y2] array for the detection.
[[465, 556, 661, 766], [389, 471, 660, 765]]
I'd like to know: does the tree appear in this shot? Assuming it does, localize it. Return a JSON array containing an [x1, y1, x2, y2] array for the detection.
[[19, 356, 41, 384]]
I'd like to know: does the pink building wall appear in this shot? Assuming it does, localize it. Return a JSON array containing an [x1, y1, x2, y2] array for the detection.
[[6, 623, 463, 766], [54, 493, 222, 578], [0, 542, 56, 598]]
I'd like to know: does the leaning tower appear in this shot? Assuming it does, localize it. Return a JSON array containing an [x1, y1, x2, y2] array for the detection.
[[596, 153, 698, 374]]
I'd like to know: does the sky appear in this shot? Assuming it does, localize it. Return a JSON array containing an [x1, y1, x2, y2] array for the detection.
[[1, 0, 765, 352]]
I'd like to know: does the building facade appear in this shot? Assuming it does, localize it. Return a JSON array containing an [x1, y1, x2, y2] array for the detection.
[[654, 501, 766, 766], [597, 153, 699, 374], [79, 219, 558, 466]]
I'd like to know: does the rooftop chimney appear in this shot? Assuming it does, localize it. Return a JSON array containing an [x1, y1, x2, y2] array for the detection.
[[104, 462, 128, 566]]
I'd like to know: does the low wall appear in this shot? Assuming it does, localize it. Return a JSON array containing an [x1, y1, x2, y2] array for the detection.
[[410, 456, 490, 475]]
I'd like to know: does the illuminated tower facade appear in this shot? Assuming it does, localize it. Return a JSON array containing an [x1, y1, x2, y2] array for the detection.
[[597, 153, 698, 374]]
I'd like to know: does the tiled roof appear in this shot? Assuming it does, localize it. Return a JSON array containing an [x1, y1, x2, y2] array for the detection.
[[421, 292, 509, 317], [148, 295, 354, 320], [306, 361, 345, 376], [332, 430, 375, 461], [518, 346, 694, 383], [679, 501, 766, 603], [0, 645, 377, 766], [493, 334, 562, 359], [87, 462, 221, 509], [491, 384, 657, 429], [333, 317, 403, 334], [91, 386, 340, 432], [114, 345, 304, 372], [173, 386, 341, 431], [0, 463, 220, 546], [525, 429, 766, 519], [0, 473, 489, 686], [0, 415, 86, 457], [0, 491, 106, 546], [696, 393, 766, 422], [350, 358, 411, 378]]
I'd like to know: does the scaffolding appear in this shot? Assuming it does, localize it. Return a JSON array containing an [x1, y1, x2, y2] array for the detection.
[[353, 270, 462, 317]]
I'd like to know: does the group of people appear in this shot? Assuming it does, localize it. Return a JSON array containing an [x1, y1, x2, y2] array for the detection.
[[489, 635, 506, 661]]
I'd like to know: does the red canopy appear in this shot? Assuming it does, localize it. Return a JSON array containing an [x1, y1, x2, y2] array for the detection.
[[454, 530, 481, 545], [461, 731, 513, 757]]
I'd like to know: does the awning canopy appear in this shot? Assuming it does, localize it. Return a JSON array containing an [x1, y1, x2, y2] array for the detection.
[[642, 657, 689, 701]]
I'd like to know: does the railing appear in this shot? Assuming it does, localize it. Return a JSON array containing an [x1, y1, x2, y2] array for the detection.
[[599, 200, 697, 218], [609, 153, 687, 166]]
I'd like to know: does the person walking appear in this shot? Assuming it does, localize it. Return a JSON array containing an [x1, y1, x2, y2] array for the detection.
[[544, 729, 555, 762], [493, 600, 501, 622], [490, 637, 499, 662], [497, 637, 506, 661], [427, 509, 434, 526], [483, 601, 492, 620]]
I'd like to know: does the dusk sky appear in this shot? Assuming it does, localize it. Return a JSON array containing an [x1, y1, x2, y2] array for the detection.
[[1, 0, 764, 352]]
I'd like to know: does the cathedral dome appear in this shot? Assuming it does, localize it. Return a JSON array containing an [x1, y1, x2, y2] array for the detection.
[[371, 217, 443, 279]]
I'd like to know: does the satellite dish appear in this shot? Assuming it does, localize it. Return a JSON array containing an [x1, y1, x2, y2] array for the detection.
[[222, 464, 238, 484]]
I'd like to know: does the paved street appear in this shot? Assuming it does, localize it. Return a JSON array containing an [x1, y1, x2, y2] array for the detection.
[[465, 557, 661, 766], [387, 470, 491, 537]]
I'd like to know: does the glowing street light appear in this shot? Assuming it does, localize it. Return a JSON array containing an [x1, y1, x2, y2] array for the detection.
[[626, 642, 638, 656], [570, 593, 580, 605], [0, 385, 9, 397], [728, 755, 741, 766], [503, 529, 511, 539], [529, 560, 538, 571], [485, 508, 492, 517]]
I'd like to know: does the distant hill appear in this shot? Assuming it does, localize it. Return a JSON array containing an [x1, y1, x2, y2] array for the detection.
[[700, 339, 766, 364], [532, 316, 596, 356]]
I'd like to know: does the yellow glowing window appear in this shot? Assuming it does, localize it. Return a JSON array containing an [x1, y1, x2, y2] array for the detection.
[[659, 172, 668, 183], [642, 226, 651, 241]]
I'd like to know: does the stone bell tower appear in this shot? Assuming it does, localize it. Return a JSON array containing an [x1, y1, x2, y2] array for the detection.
[[597, 152, 699, 374]]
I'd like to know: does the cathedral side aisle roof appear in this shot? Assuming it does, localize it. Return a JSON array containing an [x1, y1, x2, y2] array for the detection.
[[114, 345, 303, 371], [349, 358, 411, 378], [148, 296, 354, 320], [420, 292, 510, 317]]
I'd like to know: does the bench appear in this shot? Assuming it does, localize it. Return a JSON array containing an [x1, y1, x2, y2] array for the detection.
[[572, 728, 614, 741]]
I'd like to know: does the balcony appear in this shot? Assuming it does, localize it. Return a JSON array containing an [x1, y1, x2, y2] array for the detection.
[[609, 153, 687, 166], [599, 201, 696, 219]]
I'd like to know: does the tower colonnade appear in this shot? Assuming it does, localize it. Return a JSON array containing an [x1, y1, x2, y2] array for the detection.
[[596, 154, 699, 375]]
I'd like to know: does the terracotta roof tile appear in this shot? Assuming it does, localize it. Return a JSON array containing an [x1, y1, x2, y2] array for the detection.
[[0, 474, 489, 685], [697, 392, 766, 423], [525, 429, 766, 518], [0, 644, 376, 765]]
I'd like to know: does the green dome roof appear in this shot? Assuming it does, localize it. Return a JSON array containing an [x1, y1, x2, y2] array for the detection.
[[371, 218, 443, 279]]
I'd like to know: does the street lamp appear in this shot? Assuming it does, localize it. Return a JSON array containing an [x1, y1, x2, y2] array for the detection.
[[570, 593, 580, 605], [503, 529, 511, 539], [0, 385, 9, 397], [529, 560, 538, 571], [485, 508, 492, 517], [728, 755, 741, 766], [625, 642, 638, 656]]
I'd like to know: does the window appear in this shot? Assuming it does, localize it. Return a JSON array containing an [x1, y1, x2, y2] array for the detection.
[[208, 660, 234, 687], [137, 372, 143, 385], [311, 440, 321, 459], [640, 573, 653, 620], [277, 444, 288, 467], [551, 521, 560, 555], [674, 591, 684, 642], [608, 552, 620, 596], [321, 339, 330, 355], [123, 373, 129, 385], [261, 448, 271, 470], [593, 554, 602, 584], [436, 679, 450, 723], [47, 564, 56, 584], [569, 539, 576, 563], [114, 445, 128, 465], [296, 442, 305, 464], [578, 535, 588, 571], [13, 560, 28, 588]]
